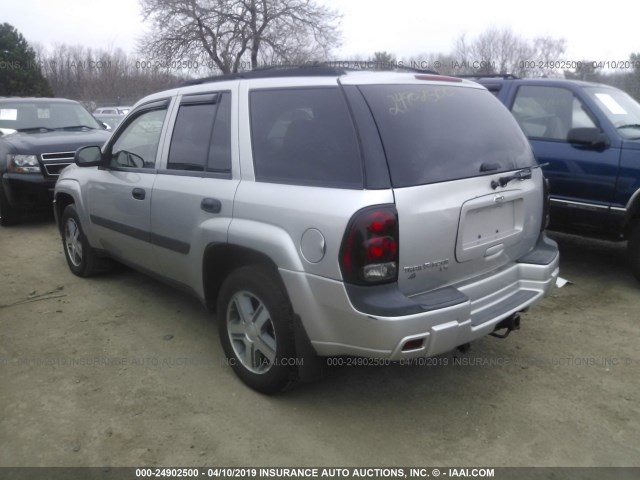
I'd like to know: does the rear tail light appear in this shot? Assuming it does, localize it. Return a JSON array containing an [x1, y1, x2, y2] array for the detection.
[[340, 205, 399, 285], [542, 176, 551, 231]]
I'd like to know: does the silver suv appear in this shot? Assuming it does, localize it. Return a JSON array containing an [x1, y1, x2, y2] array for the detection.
[[54, 67, 559, 393]]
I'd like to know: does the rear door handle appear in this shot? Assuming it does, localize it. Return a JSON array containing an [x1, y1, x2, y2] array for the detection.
[[132, 188, 146, 200], [201, 198, 221, 214]]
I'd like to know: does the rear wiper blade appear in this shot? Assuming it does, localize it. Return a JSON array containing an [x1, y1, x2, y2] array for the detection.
[[616, 124, 640, 129], [56, 125, 96, 131], [491, 167, 532, 189], [16, 126, 56, 132]]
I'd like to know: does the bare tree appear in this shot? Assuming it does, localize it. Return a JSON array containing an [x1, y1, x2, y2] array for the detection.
[[138, 0, 341, 74], [36, 44, 186, 105], [530, 36, 568, 77], [564, 60, 602, 82], [402, 52, 458, 74], [453, 27, 566, 77], [367, 51, 396, 70]]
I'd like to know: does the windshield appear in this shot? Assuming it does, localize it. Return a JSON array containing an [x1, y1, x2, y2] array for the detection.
[[0, 101, 102, 131], [586, 87, 640, 139], [359, 84, 535, 187]]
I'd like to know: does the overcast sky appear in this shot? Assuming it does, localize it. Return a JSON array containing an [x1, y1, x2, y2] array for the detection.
[[4, 0, 638, 67]]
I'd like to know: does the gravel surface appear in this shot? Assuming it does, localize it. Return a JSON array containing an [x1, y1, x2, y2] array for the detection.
[[1, 220, 638, 467]]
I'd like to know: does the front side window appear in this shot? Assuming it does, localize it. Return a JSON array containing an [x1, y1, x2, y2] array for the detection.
[[167, 92, 231, 173], [250, 88, 362, 188], [511, 86, 597, 141], [110, 108, 167, 169], [586, 86, 640, 139]]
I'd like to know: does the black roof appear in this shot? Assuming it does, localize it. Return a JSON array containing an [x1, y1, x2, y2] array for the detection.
[[182, 65, 348, 86], [181, 62, 440, 86], [457, 74, 520, 80]]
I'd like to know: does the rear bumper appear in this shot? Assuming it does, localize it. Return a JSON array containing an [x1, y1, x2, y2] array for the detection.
[[281, 235, 559, 360]]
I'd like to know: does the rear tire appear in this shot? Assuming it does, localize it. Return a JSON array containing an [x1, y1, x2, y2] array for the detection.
[[628, 221, 640, 282], [0, 188, 20, 226], [217, 265, 298, 394], [61, 204, 100, 277]]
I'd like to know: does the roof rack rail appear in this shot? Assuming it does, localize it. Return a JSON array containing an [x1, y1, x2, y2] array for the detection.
[[181, 61, 440, 86], [321, 60, 439, 74], [182, 63, 347, 86], [456, 73, 520, 80]]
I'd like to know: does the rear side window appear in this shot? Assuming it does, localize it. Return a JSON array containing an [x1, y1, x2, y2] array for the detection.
[[250, 88, 363, 189], [359, 85, 535, 188], [167, 92, 231, 173]]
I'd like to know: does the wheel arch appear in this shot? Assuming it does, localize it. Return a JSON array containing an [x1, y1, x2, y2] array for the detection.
[[54, 191, 76, 235], [624, 189, 640, 237], [202, 243, 282, 312]]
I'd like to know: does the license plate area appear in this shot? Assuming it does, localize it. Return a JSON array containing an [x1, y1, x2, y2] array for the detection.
[[456, 192, 524, 262]]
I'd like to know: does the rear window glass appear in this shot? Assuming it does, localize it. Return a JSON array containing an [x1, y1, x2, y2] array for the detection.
[[250, 88, 363, 189], [359, 85, 535, 187]]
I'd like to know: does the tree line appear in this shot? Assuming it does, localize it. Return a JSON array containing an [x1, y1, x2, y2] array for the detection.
[[368, 28, 640, 100], [1, 7, 639, 104], [32, 44, 187, 108], [1, 22, 186, 107]]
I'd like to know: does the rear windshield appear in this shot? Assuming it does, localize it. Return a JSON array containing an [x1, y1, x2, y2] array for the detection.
[[359, 84, 535, 187]]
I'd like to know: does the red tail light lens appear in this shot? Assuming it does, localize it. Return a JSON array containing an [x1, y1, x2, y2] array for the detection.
[[340, 205, 399, 285], [365, 236, 397, 261]]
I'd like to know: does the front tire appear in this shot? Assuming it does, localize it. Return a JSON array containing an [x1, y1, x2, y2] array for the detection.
[[61, 204, 100, 277], [217, 265, 298, 394], [628, 221, 640, 282]]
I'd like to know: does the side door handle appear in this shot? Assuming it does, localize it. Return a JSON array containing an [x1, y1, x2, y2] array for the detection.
[[132, 188, 146, 200], [201, 198, 221, 214]]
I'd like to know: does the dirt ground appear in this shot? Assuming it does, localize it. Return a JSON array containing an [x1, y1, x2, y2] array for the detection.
[[1, 217, 639, 468]]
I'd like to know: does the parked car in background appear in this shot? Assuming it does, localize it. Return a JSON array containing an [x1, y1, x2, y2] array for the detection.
[[93, 114, 124, 131], [54, 67, 559, 393], [93, 106, 132, 131], [471, 76, 640, 280], [94, 106, 132, 115], [0, 97, 111, 225]]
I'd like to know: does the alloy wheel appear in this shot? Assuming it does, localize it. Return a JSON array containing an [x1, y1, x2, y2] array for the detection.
[[64, 217, 83, 267], [226, 291, 277, 374]]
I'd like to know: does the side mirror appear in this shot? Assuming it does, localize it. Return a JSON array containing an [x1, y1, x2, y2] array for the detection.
[[102, 122, 112, 131], [113, 150, 144, 169], [75, 145, 103, 167], [567, 128, 609, 150]]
